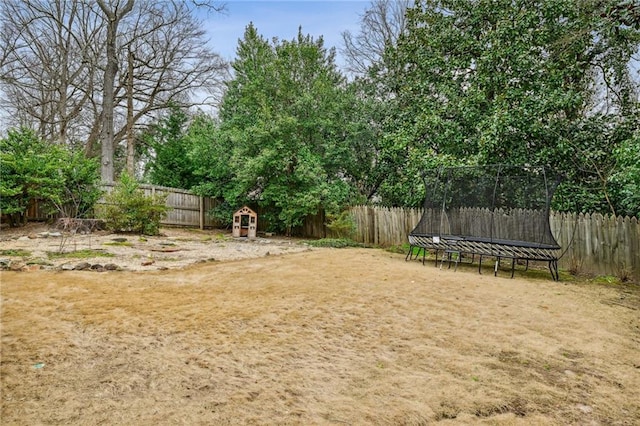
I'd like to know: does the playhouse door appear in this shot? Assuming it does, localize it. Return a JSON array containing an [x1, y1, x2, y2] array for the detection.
[[240, 215, 249, 237]]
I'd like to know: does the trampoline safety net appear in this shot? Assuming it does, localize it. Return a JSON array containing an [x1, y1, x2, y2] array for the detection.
[[408, 165, 562, 280]]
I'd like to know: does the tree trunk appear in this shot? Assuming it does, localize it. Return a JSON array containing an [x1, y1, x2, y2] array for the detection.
[[97, 0, 134, 183], [126, 48, 135, 176], [100, 16, 117, 182]]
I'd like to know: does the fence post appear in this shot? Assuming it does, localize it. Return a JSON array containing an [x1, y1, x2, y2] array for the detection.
[[199, 196, 204, 230]]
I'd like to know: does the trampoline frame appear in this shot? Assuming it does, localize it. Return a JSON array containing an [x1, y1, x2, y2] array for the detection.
[[406, 233, 560, 280], [406, 165, 562, 281]]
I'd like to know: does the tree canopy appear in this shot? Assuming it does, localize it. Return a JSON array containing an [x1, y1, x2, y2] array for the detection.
[[0, 128, 101, 226], [375, 0, 639, 211], [2, 1, 638, 230], [192, 24, 364, 232]]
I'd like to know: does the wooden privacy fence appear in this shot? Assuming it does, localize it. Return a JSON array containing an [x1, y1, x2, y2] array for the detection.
[[550, 212, 640, 279], [345, 205, 640, 281], [25, 184, 221, 228], [100, 183, 220, 229], [21, 185, 640, 279]]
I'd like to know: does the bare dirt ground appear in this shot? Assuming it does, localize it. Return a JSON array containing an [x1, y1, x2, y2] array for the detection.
[[0, 223, 308, 271], [1, 225, 639, 425]]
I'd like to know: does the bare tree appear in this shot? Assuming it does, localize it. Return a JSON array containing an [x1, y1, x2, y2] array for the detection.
[[1, 0, 228, 183], [96, 0, 134, 183], [115, 0, 228, 175], [125, 46, 135, 175], [341, 0, 410, 76], [0, 0, 103, 144]]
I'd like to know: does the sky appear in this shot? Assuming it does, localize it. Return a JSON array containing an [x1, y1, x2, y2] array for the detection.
[[200, 1, 370, 68]]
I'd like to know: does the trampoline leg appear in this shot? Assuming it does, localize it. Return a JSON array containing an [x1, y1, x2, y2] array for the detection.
[[422, 247, 426, 265], [511, 258, 516, 278], [525, 259, 530, 272], [440, 251, 449, 270], [442, 251, 459, 271], [494, 257, 500, 277], [478, 255, 483, 274], [405, 245, 412, 261], [549, 260, 559, 281]]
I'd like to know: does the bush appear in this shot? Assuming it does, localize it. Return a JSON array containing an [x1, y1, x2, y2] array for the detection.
[[0, 128, 101, 226], [54, 150, 102, 219], [99, 173, 169, 235], [326, 210, 356, 239]]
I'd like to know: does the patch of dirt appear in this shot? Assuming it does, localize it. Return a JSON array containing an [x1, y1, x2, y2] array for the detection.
[[0, 223, 309, 271], [1, 245, 639, 425]]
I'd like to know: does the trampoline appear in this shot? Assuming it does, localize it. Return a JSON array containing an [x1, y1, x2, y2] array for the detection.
[[407, 165, 562, 280]]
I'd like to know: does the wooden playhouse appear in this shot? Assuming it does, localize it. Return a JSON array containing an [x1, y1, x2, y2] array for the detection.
[[232, 206, 257, 238]]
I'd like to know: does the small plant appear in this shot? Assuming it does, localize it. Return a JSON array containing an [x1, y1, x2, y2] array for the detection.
[[567, 255, 583, 276], [0, 249, 32, 257], [305, 238, 363, 248], [47, 249, 114, 259], [616, 265, 633, 283], [592, 275, 621, 285], [214, 233, 230, 241], [385, 245, 406, 254], [326, 210, 356, 239], [98, 173, 169, 235], [386, 243, 425, 256]]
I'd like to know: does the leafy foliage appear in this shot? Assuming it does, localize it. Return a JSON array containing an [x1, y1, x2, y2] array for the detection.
[[304, 238, 363, 248], [47, 249, 115, 259], [326, 210, 356, 239], [188, 114, 236, 226], [143, 106, 198, 189], [54, 150, 102, 219], [0, 128, 101, 226], [99, 173, 169, 235], [375, 0, 639, 212], [610, 124, 640, 217], [0, 249, 32, 257], [194, 24, 364, 233]]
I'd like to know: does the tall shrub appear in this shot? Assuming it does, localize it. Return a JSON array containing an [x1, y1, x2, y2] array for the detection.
[[0, 128, 101, 226], [99, 173, 169, 235]]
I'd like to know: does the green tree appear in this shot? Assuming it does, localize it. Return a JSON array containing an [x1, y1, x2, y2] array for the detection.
[[1, 128, 62, 225], [0, 128, 101, 226], [204, 24, 362, 233], [188, 114, 237, 226], [379, 0, 639, 211], [143, 106, 197, 189], [610, 122, 640, 217], [54, 150, 102, 219]]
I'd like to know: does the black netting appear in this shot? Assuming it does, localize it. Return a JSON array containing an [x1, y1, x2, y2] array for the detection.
[[412, 165, 560, 248]]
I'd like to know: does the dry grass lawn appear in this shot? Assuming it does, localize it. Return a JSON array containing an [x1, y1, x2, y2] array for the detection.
[[1, 248, 639, 425]]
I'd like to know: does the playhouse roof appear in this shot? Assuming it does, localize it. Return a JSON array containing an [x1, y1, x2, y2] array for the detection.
[[234, 206, 256, 216]]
